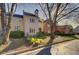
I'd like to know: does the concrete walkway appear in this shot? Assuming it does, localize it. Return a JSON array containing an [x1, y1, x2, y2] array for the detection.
[[51, 39, 79, 55]]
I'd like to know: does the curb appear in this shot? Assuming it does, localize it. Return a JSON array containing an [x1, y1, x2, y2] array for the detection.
[[18, 47, 44, 55]]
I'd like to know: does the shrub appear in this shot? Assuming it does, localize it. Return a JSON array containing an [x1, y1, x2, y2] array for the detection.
[[10, 31, 24, 38], [27, 32, 47, 45], [55, 33, 78, 39], [35, 32, 47, 39], [0, 36, 3, 45], [27, 35, 43, 45], [0, 39, 2, 45]]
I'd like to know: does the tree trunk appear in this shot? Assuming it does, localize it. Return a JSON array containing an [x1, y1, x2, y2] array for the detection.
[[0, 3, 9, 44], [48, 21, 55, 44], [0, 3, 16, 44], [47, 3, 61, 44], [46, 4, 55, 44], [2, 30, 10, 44]]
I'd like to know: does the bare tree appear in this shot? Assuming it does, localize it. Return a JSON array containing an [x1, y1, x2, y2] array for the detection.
[[0, 3, 17, 44], [39, 3, 79, 44]]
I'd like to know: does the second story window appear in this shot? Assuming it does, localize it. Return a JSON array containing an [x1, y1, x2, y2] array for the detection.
[[30, 18, 35, 23]]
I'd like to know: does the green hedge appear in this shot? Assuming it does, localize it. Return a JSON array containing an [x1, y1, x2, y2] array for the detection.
[[35, 32, 47, 39], [0, 39, 3, 45], [0, 36, 3, 45], [10, 31, 24, 38]]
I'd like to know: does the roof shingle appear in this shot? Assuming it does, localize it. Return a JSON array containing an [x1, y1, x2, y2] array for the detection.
[[23, 11, 38, 17]]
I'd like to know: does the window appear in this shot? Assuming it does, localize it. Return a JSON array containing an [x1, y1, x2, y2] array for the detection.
[[15, 26, 20, 31], [19, 19, 21, 22], [29, 28, 32, 33], [38, 28, 42, 32], [33, 29, 35, 33], [29, 28, 35, 33], [30, 18, 31, 22], [30, 18, 35, 23]]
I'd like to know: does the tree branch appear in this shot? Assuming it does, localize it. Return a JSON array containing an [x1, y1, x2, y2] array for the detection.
[[7, 3, 10, 13], [50, 3, 54, 12], [57, 3, 69, 16], [57, 6, 79, 22], [13, 4, 17, 13], [7, 3, 16, 29], [39, 3, 48, 19]]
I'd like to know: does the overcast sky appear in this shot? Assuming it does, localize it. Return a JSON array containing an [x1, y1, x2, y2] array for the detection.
[[13, 3, 79, 28], [15, 3, 45, 19]]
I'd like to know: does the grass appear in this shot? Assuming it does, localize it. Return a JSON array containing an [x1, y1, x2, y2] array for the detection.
[[0, 39, 2, 45], [0, 36, 3, 45], [60, 34, 79, 40]]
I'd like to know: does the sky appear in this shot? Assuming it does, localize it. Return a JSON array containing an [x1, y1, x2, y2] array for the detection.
[[15, 3, 45, 19], [14, 3, 79, 28]]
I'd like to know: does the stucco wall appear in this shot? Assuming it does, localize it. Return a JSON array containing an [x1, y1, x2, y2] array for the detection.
[[10, 17, 24, 31], [0, 16, 24, 32], [23, 15, 42, 36]]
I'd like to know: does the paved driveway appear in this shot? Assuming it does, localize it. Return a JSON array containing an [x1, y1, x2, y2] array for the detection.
[[18, 46, 51, 55], [36, 47, 51, 55]]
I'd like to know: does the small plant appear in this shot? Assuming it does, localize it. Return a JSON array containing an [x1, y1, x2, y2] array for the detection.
[[27, 35, 43, 45], [27, 31, 47, 46]]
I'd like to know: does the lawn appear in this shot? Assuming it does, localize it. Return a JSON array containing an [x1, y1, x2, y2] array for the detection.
[[59, 34, 79, 40], [52, 34, 79, 44]]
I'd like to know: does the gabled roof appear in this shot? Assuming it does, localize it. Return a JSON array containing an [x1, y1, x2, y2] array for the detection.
[[3, 12, 43, 22], [13, 14, 23, 18], [5, 13, 23, 18], [23, 11, 38, 17]]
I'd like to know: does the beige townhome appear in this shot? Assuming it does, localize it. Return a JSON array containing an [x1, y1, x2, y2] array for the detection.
[[23, 9, 43, 36], [0, 9, 44, 36], [10, 14, 24, 31], [0, 14, 24, 32]]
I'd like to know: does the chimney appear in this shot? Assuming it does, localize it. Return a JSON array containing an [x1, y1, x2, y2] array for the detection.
[[34, 9, 39, 16]]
